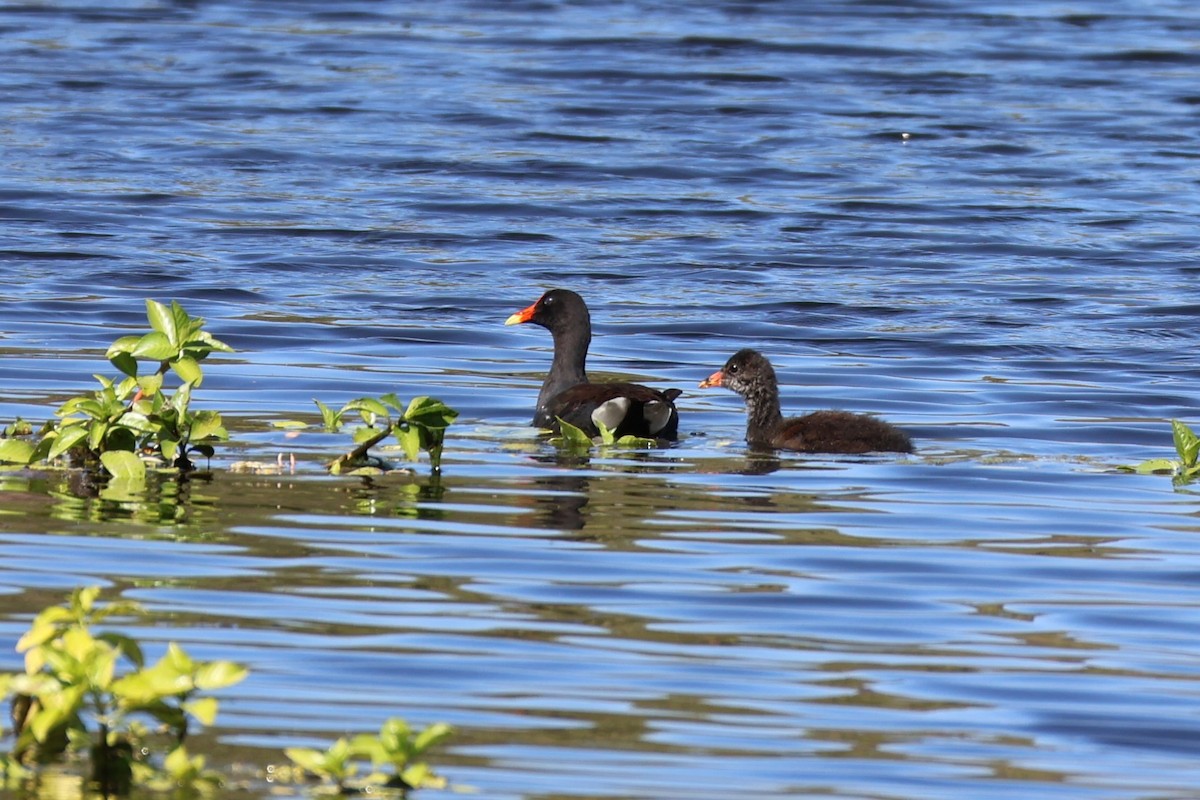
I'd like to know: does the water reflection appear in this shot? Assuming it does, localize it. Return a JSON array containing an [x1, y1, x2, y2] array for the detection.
[[0, 471, 220, 529], [2, 444, 1200, 798], [516, 473, 591, 532]]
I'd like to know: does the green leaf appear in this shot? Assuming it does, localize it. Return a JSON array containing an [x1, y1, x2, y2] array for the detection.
[[97, 633, 145, 668], [113, 644, 197, 702], [110, 672, 157, 704], [145, 299, 178, 343], [347, 397, 391, 422], [379, 718, 412, 749], [87, 421, 109, 452], [284, 748, 329, 774], [553, 417, 594, 450], [411, 722, 453, 755], [1172, 419, 1200, 468], [194, 660, 248, 690], [4, 417, 33, 437], [17, 615, 66, 653], [171, 381, 193, 414], [350, 733, 386, 763], [164, 745, 205, 779], [84, 644, 118, 690], [109, 351, 139, 378], [90, 596, 142, 624], [1130, 458, 1178, 474], [615, 434, 657, 447], [183, 697, 219, 726], [352, 426, 381, 444], [106, 425, 139, 453], [47, 425, 90, 461], [172, 356, 202, 386], [594, 419, 616, 445], [133, 331, 177, 360], [195, 331, 234, 353], [405, 396, 459, 429], [395, 424, 421, 462], [106, 335, 142, 358], [30, 684, 85, 743], [137, 372, 163, 398], [379, 392, 407, 414], [41, 645, 86, 682], [165, 641, 195, 672], [401, 762, 446, 790], [100, 450, 146, 482], [31, 602, 75, 627], [286, 738, 355, 782], [74, 585, 102, 615], [169, 301, 193, 344], [0, 437, 35, 464], [58, 396, 105, 420], [60, 626, 97, 661], [117, 375, 140, 399], [314, 399, 341, 431], [28, 435, 54, 464], [190, 411, 226, 442]]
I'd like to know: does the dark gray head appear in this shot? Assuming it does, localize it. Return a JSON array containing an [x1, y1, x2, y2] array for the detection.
[[699, 348, 776, 398], [506, 288, 594, 410], [699, 348, 784, 444], [504, 288, 591, 336]]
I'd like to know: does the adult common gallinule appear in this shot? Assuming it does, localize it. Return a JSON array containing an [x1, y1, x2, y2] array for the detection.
[[505, 289, 681, 439], [700, 348, 912, 454]]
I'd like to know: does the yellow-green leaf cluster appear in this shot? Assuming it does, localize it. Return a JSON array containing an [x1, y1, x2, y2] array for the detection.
[[1, 587, 247, 794], [316, 393, 459, 475], [550, 418, 658, 452], [286, 717, 452, 793], [1123, 419, 1200, 484], [5, 299, 233, 474]]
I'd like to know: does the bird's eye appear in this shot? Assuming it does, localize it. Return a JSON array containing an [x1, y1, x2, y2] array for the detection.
[[543, 295, 555, 305], [727, 364, 739, 374]]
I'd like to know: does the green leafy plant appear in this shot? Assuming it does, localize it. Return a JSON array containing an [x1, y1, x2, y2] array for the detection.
[[285, 717, 452, 796], [549, 417, 657, 452], [354, 718, 453, 792], [317, 394, 459, 475], [1122, 419, 1200, 483], [0, 300, 232, 476], [136, 743, 224, 795], [1, 587, 247, 796], [2, 418, 33, 437], [284, 736, 358, 794]]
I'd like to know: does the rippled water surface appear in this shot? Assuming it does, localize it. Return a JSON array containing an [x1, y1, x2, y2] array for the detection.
[[3, 2, 1200, 798]]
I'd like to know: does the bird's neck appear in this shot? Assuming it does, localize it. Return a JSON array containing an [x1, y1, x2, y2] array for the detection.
[[743, 381, 784, 444], [539, 325, 589, 406]]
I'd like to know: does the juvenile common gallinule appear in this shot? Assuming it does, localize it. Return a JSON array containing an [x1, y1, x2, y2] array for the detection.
[[700, 348, 912, 454], [505, 289, 681, 439]]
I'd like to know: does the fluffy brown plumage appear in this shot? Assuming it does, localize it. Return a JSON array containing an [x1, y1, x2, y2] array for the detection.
[[700, 349, 912, 454]]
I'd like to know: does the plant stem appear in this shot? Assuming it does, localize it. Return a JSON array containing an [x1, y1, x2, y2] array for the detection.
[[328, 423, 395, 473]]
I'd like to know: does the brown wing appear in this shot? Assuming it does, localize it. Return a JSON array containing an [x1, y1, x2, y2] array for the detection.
[[774, 410, 912, 454], [537, 382, 680, 439]]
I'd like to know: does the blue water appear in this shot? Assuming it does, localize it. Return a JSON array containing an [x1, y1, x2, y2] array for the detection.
[[3, 2, 1200, 798]]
